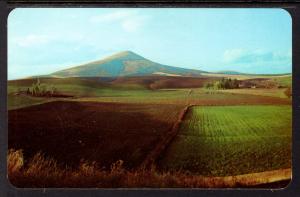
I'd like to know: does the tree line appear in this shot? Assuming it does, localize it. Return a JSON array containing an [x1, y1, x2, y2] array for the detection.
[[205, 78, 239, 90]]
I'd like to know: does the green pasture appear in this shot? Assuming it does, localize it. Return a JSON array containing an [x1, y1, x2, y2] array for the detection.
[[8, 83, 291, 109]]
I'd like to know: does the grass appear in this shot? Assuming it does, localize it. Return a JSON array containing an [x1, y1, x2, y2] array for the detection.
[[8, 76, 291, 110], [8, 149, 291, 188], [159, 105, 292, 176], [73, 88, 291, 106], [217, 88, 290, 99], [272, 76, 292, 87], [7, 94, 55, 110]]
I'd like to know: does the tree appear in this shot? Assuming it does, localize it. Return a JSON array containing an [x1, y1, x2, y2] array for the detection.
[[233, 79, 239, 88], [204, 82, 213, 89], [204, 78, 239, 90], [26, 78, 57, 97]]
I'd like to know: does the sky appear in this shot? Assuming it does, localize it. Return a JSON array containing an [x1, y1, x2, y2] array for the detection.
[[8, 8, 292, 79]]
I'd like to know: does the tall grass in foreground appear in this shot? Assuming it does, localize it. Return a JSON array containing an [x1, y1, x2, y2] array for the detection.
[[7, 149, 290, 188]]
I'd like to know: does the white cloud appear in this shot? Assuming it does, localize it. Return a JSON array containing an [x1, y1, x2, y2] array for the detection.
[[221, 48, 292, 73], [89, 10, 147, 33], [223, 49, 291, 64], [14, 34, 50, 47], [121, 18, 144, 32], [223, 49, 245, 63]]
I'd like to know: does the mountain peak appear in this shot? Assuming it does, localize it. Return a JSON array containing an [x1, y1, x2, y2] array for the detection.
[[104, 50, 145, 61], [51, 50, 205, 77], [119, 50, 135, 55]]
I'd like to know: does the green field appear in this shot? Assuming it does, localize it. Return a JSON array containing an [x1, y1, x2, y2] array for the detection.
[[8, 77, 292, 178], [8, 76, 292, 110], [159, 105, 292, 176], [8, 86, 291, 110]]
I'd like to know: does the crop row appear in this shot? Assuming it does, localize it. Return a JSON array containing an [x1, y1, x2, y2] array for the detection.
[[159, 105, 292, 176]]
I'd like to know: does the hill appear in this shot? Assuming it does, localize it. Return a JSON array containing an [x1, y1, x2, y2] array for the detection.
[[51, 51, 207, 77], [214, 70, 246, 75]]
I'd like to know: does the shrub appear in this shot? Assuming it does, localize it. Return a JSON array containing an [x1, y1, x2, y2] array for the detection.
[[284, 87, 292, 98]]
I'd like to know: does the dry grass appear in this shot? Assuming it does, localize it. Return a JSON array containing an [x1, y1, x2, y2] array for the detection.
[[7, 149, 291, 188], [7, 149, 23, 174], [217, 88, 289, 98]]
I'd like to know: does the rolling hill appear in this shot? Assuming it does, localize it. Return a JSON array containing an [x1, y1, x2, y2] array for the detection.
[[50, 51, 207, 78], [214, 70, 246, 75]]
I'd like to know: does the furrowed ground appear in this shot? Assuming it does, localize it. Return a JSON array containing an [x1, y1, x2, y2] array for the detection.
[[9, 101, 184, 169], [158, 105, 292, 176]]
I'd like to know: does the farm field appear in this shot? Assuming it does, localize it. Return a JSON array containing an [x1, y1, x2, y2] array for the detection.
[[159, 105, 292, 176], [74, 88, 291, 106], [7, 76, 291, 110], [8, 87, 291, 111], [7, 76, 292, 187], [7, 87, 291, 111], [9, 101, 184, 169], [7, 94, 54, 110], [217, 88, 289, 98]]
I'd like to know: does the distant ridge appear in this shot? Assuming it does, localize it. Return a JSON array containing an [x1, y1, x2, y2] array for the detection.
[[214, 70, 291, 76], [214, 70, 246, 75], [51, 51, 207, 78]]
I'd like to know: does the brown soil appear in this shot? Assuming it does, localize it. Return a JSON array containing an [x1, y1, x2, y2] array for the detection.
[[8, 101, 181, 169], [188, 93, 291, 106]]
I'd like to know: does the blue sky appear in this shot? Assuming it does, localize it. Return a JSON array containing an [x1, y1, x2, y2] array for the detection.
[[8, 8, 292, 79]]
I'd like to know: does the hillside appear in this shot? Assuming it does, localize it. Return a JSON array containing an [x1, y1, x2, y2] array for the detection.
[[51, 51, 206, 77], [214, 70, 246, 75]]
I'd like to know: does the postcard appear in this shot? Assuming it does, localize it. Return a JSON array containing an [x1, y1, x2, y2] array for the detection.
[[7, 8, 292, 188]]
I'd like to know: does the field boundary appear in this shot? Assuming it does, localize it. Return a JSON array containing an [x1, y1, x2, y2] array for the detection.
[[191, 168, 291, 188], [139, 104, 193, 169]]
